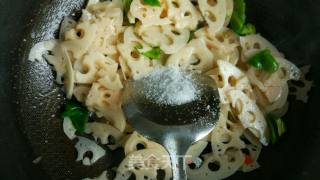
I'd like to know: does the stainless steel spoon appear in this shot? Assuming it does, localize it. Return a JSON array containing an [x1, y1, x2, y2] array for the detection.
[[122, 69, 220, 180]]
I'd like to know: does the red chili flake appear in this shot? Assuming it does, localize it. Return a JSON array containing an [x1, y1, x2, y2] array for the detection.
[[244, 155, 253, 165]]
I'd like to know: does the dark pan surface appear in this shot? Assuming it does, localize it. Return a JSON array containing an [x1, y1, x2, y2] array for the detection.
[[1, 0, 320, 179]]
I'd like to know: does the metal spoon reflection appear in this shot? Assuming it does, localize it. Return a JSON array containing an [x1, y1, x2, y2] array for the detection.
[[122, 68, 220, 180]]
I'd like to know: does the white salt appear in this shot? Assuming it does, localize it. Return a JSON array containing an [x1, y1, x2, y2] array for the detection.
[[140, 67, 199, 105]]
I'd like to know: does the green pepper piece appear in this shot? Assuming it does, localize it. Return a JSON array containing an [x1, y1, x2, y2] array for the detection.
[[247, 49, 279, 73], [267, 115, 278, 145], [267, 114, 287, 145], [143, 0, 161, 7], [61, 101, 89, 134], [142, 47, 162, 60], [240, 23, 256, 35], [134, 44, 143, 50], [230, 0, 256, 35], [231, 0, 246, 33]]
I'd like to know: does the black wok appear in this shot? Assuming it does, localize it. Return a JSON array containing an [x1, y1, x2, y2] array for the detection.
[[0, 0, 320, 179]]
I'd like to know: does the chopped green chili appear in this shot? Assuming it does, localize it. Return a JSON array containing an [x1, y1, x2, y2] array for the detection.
[[143, 0, 161, 7], [143, 47, 162, 60], [230, 0, 256, 35], [134, 44, 162, 60], [267, 114, 287, 145], [134, 44, 143, 50], [247, 49, 279, 73], [61, 100, 89, 134]]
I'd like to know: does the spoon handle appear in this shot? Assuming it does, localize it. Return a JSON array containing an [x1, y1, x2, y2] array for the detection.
[[163, 137, 190, 180]]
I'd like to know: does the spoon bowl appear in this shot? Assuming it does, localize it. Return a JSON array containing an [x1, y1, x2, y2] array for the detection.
[[122, 68, 220, 180]]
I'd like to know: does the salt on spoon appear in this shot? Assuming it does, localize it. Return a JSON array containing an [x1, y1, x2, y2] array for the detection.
[[123, 67, 220, 180]]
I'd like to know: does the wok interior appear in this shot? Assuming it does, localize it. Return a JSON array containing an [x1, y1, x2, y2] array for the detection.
[[5, 0, 320, 179]]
